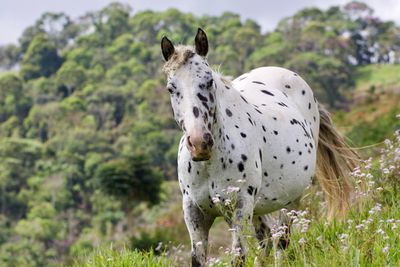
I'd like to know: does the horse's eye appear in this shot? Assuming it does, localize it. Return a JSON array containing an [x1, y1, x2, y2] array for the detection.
[[207, 79, 214, 89]]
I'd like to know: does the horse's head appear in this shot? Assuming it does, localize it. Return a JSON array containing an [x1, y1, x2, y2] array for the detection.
[[161, 28, 215, 161]]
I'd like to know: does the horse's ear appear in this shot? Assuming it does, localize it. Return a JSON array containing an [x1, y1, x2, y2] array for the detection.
[[161, 36, 175, 61], [195, 28, 208, 57]]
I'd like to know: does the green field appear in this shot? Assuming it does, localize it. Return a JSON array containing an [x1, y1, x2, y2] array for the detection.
[[354, 64, 400, 92]]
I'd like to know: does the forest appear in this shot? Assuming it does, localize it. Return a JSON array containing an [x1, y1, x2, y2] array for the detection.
[[0, 1, 399, 266]]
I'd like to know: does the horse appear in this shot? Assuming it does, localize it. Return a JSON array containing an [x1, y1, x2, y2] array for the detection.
[[160, 28, 357, 267]]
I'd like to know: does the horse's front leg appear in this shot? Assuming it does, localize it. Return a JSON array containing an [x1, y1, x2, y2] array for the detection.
[[229, 196, 255, 267], [183, 197, 215, 267]]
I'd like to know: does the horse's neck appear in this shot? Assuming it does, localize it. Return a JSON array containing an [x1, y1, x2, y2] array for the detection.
[[213, 73, 242, 104], [212, 72, 247, 143]]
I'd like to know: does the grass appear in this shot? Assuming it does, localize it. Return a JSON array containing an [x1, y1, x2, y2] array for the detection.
[[71, 246, 171, 267], [244, 197, 400, 267], [354, 64, 400, 92], [333, 88, 400, 148], [73, 124, 400, 266], [74, 197, 400, 266]]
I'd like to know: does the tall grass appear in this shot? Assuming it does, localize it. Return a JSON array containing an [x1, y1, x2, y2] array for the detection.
[[208, 125, 400, 266], [74, 119, 400, 266], [71, 246, 171, 267]]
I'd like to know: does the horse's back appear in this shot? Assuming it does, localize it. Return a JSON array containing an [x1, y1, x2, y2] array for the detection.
[[231, 67, 321, 213], [233, 67, 320, 143]]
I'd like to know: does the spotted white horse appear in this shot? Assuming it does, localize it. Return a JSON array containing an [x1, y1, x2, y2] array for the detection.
[[161, 29, 357, 267]]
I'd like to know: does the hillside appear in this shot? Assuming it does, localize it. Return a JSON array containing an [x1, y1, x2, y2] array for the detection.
[[0, 1, 399, 266], [335, 64, 400, 149]]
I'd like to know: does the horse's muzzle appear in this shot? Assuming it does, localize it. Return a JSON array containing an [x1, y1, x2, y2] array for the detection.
[[186, 133, 214, 161]]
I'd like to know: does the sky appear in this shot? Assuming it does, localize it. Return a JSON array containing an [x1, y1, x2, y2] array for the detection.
[[1, 0, 400, 45]]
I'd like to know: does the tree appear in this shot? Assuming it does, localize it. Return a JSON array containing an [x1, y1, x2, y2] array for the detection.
[[96, 155, 162, 205], [0, 73, 31, 123], [20, 35, 63, 80], [285, 52, 353, 107], [35, 12, 76, 49], [95, 155, 163, 230], [247, 32, 292, 68], [0, 45, 21, 70], [56, 61, 86, 96], [0, 138, 43, 219]]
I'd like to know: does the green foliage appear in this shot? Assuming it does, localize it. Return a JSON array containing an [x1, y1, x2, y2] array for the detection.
[[285, 52, 353, 107], [0, 44, 21, 70], [56, 61, 86, 96], [96, 156, 162, 205], [0, 73, 31, 123], [20, 35, 63, 80]]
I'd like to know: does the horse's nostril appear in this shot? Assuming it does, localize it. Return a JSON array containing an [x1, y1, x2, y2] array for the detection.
[[203, 133, 211, 141], [201, 142, 208, 150], [208, 138, 214, 147], [203, 133, 214, 147], [187, 133, 213, 153]]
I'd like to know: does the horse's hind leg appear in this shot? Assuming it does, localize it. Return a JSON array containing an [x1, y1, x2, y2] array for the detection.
[[252, 215, 272, 266], [265, 199, 301, 251], [252, 200, 301, 265], [183, 197, 214, 267], [252, 212, 291, 266]]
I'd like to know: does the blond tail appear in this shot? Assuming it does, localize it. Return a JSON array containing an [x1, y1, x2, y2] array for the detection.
[[316, 104, 359, 220]]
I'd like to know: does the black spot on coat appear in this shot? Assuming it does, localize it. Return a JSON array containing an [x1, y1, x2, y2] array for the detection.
[[225, 108, 233, 117], [238, 162, 244, 172], [247, 186, 255, 195], [193, 106, 199, 118], [252, 81, 265, 85], [261, 90, 274, 96]]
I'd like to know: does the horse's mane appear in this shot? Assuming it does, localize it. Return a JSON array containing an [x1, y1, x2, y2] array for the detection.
[[162, 45, 195, 73]]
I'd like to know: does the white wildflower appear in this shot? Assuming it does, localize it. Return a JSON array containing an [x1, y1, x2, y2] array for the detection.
[[226, 186, 240, 193], [339, 233, 348, 240], [382, 246, 389, 254], [355, 224, 364, 230], [298, 237, 306, 245], [212, 197, 220, 204], [376, 229, 385, 235]]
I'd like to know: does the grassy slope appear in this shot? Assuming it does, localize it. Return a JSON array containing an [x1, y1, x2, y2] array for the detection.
[[353, 64, 400, 92], [334, 93, 400, 150], [334, 64, 400, 148], [74, 65, 400, 266]]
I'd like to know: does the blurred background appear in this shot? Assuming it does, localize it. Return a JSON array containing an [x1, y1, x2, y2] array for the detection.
[[0, 1, 399, 266]]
